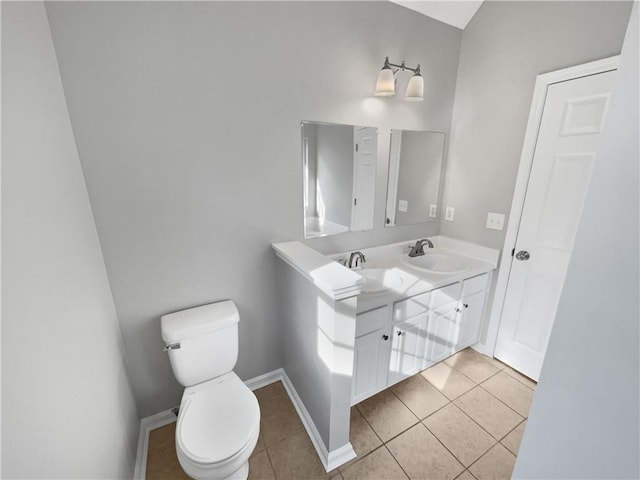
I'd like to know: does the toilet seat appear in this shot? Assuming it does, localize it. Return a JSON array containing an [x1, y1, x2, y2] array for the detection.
[[176, 372, 260, 467]]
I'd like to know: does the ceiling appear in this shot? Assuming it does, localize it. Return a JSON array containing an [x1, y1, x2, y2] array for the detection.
[[390, 1, 484, 30]]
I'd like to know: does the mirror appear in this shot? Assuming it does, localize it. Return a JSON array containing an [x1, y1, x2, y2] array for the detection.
[[385, 130, 445, 227], [302, 121, 377, 238]]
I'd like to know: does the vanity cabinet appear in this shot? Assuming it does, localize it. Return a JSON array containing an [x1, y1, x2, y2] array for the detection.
[[352, 273, 491, 405], [453, 275, 489, 350], [352, 306, 391, 405]]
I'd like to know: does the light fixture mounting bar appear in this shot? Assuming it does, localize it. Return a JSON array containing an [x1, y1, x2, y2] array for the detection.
[[383, 56, 421, 75]]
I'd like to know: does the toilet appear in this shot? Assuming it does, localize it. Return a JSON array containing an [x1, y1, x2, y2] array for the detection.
[[161, 301, 260, 480]]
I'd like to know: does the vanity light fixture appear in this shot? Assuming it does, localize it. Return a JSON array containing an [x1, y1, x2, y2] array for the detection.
[[374, 56, 424, 101]]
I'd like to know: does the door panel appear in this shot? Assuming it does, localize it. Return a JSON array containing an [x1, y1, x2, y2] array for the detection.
[[495, 69, 616, 380]]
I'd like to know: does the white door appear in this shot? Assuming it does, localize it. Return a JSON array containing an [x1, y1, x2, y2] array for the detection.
[[495, 70, 616, 380], [351, 126, 377, 231], [388, 314, 427, 385], [352, 326, 390, 405]]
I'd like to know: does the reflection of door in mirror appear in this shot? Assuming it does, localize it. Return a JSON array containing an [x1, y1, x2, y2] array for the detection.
[[385, 130, 445, 227], [302, 121, 377, 238]]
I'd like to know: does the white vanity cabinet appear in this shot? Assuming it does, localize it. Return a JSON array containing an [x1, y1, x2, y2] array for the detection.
[[453, 274, 490, 351], [352, 272, 492, 405], [388, 293, 430, 385], [352, 306, 391, 405]]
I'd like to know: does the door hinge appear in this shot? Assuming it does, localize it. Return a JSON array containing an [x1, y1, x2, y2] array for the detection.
[[354, 198, 357, 206], [355, 143, 359, 152], [511, 248, 515, 257]]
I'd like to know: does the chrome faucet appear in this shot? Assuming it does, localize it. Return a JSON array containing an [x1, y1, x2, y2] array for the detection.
[[408, 239, 434, 257], [347, 251, 366, 269]]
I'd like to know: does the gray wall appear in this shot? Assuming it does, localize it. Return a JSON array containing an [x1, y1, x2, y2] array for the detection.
[[514, 5, 639, 477], [316, 124, 354, 228], [45, 1, 462, 416], [442, 0, 633, 250], [1, 2, 139, 477]]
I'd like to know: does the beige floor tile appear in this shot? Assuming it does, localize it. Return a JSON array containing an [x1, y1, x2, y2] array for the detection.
[[349, 407, 383, 459], [391, 374, 450, 419], [445, 350, 501, 384], [255, 433, 266, 453], [466, 350, 506, 371], [423, 403, 496, 467], [454, 387, 523, 440], [468, 443, 516, 480], [356, 389, 419, 442], [248, 448, 275, 480], [268, 430, 333, 479], [456, 470, 477, 480], [255, 382, 304, 447], [421, 362, 476, 400], [503, 366, 537, 390], [330, 470, 344, 480], [146, 422, 190, 480], [387, 423, 464, 480], [341, 447, 408, 479], [501, 420, 527, 455], [481, 371, 534, 417]]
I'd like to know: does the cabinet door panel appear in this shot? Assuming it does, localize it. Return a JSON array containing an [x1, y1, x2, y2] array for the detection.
[[352, 327, 390, 405], [454, 290, 486, 351], [388, 314, 427, 385], [426, 303, 457, 363]]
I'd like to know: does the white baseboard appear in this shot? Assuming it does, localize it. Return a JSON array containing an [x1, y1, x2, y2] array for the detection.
[[278, 370, 356, 472], [133, 407, 179, 479], [134, 368, 354, 479]]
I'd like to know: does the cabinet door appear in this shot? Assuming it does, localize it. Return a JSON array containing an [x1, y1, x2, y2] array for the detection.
[[352, 327, 391, 405], [426, 303, 457, 364], [388, 314, 428, 385], [453, 290, 486, 352]]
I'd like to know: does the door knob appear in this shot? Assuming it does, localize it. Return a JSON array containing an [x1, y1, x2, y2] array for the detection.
[[515, 250, 530, 261]]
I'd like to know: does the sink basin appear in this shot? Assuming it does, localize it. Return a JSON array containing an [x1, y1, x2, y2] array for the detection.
[[401, 252, 465, 273], [358, 268, 404, 294]]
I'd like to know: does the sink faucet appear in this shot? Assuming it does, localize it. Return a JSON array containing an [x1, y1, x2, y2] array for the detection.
[[347, 251, 366, 269], [408, 239, 434, 257]]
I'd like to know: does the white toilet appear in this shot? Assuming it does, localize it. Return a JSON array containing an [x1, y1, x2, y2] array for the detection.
[[161, 301, 260, 480]]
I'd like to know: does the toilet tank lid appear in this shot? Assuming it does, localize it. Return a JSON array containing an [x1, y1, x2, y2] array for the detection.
[[161, 301, 239, 343]]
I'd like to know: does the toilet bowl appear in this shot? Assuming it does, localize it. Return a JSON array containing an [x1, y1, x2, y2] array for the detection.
[[176, 373, 260, 480], [161, 301, 260, 480]]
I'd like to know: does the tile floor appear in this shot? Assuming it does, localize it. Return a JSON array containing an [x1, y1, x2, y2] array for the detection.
[[146, 348, 536, 479]]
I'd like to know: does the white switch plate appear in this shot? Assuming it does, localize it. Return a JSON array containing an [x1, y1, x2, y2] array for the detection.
[[445, 206, 455, 221], [398, 200, 408, 213], [429, 204, 437, 218], [486, 212, 505, 230]]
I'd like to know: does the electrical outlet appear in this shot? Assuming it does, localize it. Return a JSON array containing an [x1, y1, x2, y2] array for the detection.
[[398, 200, 408, 213], [445, 206, 455, 221], [486, 212, 505, 230], [429, 204, 437, 218]]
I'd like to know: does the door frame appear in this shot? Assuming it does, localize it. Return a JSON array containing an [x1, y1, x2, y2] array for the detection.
[[483, 56, 620, 357]]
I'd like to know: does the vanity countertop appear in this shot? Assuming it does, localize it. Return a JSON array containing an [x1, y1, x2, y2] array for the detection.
[[329, 236, 500, 314]]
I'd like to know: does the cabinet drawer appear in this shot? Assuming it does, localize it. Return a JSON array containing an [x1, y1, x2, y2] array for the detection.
[[393, 292, 430, 322], [356, 305, 390, 337], [462, 273, 490, 296], [430, 283, 462, 309]]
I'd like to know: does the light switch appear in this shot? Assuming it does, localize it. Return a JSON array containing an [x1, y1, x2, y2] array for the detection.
[[486, 212, 505, 230], [429, 204, 437, 218], [445, 206, 455, 221], [398, 200, 408, 213]]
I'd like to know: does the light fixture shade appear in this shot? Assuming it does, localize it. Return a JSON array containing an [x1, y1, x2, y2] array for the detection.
[[405, 73, 424, 101], [374, 67, 395, 97]]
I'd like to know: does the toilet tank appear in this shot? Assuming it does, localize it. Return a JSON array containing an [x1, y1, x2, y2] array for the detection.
[[161, 301, 239, 387]]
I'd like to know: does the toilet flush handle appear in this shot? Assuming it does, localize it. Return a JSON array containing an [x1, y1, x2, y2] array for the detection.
[[164, 342, 181, 352]]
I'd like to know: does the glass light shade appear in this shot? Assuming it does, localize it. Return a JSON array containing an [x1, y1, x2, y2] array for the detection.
[[374, 68, 395, 97], [405, 74, 424, 101]]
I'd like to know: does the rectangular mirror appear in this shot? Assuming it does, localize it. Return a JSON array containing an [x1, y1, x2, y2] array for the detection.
[[302, 121, 377, 238], [385, 129, 445, 227]]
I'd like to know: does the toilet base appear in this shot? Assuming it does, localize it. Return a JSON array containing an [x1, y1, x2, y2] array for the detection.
[[190, 461, 248, 480]]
